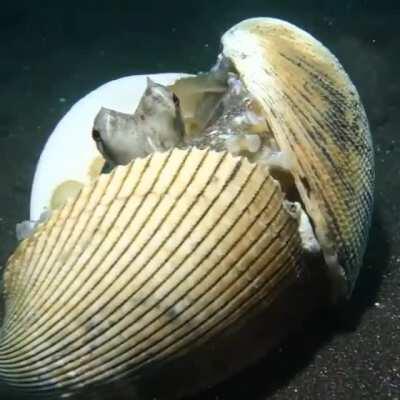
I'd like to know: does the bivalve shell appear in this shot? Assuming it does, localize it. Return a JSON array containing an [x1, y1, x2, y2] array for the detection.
[[0, 17, 374, 399], [1, 149, 302, 396], [222, 18, 374, 296]]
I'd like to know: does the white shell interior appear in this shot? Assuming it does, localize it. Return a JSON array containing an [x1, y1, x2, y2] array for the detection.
[[30, 73, 189, 221]]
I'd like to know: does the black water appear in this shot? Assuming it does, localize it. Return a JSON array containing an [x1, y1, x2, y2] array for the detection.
[[0, 1, 399, 399]]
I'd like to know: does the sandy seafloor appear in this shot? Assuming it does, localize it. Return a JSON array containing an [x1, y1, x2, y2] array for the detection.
[[0, 1, 399, 399]]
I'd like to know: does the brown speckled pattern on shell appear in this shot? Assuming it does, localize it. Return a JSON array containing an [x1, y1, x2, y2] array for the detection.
[[222, 18, 374, 295]]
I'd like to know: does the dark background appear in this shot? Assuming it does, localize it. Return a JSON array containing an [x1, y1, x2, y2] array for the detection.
[[0, 1, 399, 399]]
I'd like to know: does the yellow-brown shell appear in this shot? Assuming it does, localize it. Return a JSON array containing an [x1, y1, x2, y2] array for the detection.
[[0, 17, 373, 398], [0, 149, 302, 396], [222, 18, 374, 295]]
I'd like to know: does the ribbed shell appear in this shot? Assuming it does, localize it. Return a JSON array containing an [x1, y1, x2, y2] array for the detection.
[[222, 18, 374, 295], [0, 148, 301, 395]]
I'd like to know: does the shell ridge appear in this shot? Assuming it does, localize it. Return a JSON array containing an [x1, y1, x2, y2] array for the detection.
[[0, 149, 222, 375], [0, 152, 173, 356], [1, 178, 107, 340], [68, 212, 301, 390], [0, 157, 144, 349], [53, 168, 294, 386], [21, 180, 296, 390], [0, 151, 294, 390], [0, 149, 199, 366], [0, 167, 128, 346]]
